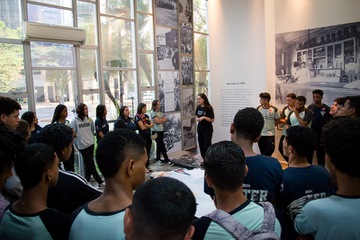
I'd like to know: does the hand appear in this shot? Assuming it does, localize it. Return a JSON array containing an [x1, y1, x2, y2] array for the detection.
[[293, 108, 299, 115]]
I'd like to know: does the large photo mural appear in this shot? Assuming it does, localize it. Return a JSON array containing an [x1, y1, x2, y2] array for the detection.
[[275, 22, 360, 106]]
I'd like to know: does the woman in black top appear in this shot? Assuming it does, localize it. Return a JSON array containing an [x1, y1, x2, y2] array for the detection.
[[195, 93, 215, 159], [134, 103, 154, 172], [21, 111, 42, 144]]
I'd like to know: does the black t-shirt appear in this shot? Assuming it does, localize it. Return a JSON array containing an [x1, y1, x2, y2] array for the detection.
[[195, 106, 214, 130], [47, 170, 101, 214], [308, 103, 332, 136]]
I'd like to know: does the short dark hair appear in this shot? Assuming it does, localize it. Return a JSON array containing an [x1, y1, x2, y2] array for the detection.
[[96, 129, 146, 178], [297, 95, 306, 103], [96, 104, 106, 120], [0, 125, 25, 177], [15, 143, 56, 189], [233, 107, 264, 141], [204, 141, 246, 191], [322, 117, 360, 177], [21, 111, 36, 126], [286, 93, 296, 99], [131, 177, 196, 240], [312, 89, 324, 96], [345, 95, 360, 118], [0, 97, 21, 116], [36, 123, 73, 155], [136, 103, 146, 115], [285, 126, 318, 158], [259, 92, 271, 101], [334, 97, 346, 106]]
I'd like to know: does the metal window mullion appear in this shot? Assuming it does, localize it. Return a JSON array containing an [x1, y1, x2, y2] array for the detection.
[[96, 0, 105, 104], [26, 1, 72, 12]]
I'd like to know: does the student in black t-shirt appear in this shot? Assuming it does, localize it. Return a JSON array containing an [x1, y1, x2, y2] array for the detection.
[[36, 123, 101, 214], [195, 93, 214, 159], [279, 125, 330, 240]]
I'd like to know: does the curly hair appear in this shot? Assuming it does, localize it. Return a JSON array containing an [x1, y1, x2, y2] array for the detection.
[[322, 117, 360, 177], [36, 123, 73, 154], [233, 107, 264, 141], [285, 126, 318, 158]]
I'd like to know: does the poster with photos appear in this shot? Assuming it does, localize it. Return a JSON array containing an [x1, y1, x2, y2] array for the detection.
[[179, 0, 192, 23], [182, 118, 196, 150], [158, 71, 180, 112], [156, 26, 179, 70], [181, 56, 194, 85], [163, 112, 182, 153], [181, 87, 194, 119], [155, 0, 178, 27], [180, 22, 193, 54]]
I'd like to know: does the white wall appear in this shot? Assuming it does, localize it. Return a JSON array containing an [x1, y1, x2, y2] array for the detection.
[[208, 0, 267, 142], [208, 0, 360, 143]]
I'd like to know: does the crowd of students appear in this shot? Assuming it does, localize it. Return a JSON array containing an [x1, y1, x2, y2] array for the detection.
[[0, 93, 360, 239]]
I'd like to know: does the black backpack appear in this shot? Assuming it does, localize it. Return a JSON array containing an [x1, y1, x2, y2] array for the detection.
[[205, 201, 279, 240]]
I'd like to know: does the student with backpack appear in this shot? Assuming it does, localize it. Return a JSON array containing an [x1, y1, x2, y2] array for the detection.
[[192, 141, 281, 240]]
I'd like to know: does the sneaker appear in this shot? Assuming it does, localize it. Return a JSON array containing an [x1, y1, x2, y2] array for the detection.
[[168, 161, 175, 167], [157, 160, 164, 166]]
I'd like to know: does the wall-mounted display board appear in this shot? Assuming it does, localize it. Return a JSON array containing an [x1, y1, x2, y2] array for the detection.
[[154, 0, 196, 151]]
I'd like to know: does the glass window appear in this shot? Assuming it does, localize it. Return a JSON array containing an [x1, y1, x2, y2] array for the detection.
[[80, 49, 98, 90], [194, 33, 209, 71], [31, 43, 75, 68], [32, 69, 76, 126], [195, 71, 209, 97], [100, 0, 134, 19], [137, 0, 153, 13], [139, 53, 155, 87], [81, 93, 100, 120], [27, 4, 73, 26], [0, 43, 25, 93], [138, 13, 154, 50], [193, 0, 207, 33], [77, 1, 98, 46], [28, 0, 73, 8], [101, 16, 136, 68], [0, 0, 22, 39], [103, 70, 136, 118], [140, 90, 155, 111]]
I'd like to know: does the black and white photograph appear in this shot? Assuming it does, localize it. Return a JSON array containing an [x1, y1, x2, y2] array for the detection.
[[155, 0, 178, 27], [158, 71, 180, 112], [156, 26, 179, 70], [163, 112, 182, 153], [275, 21, 360, 106], [181, 56, 194, 85], [179, 0, 192, 23], [180, 22, 193, 54], [181, 87, 194, 119], [182, 118, 196, 150]]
